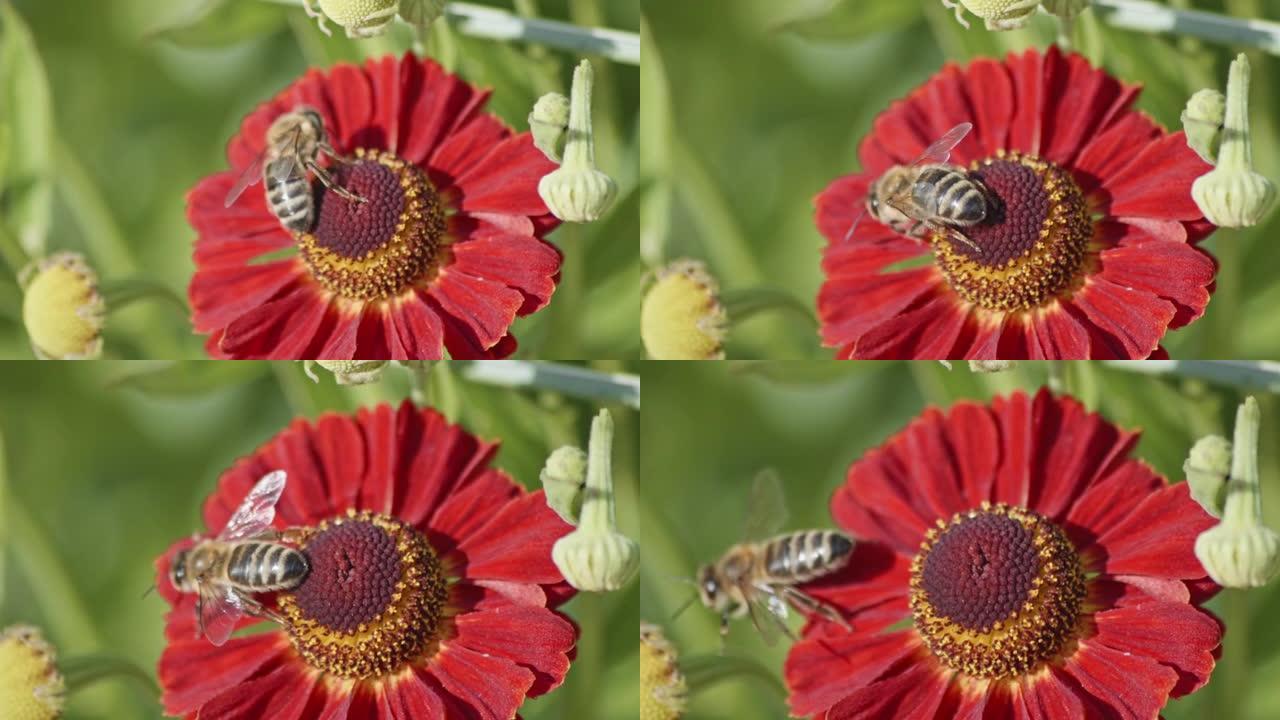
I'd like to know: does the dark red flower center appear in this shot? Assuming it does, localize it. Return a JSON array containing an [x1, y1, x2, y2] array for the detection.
[[297, 150, 447, 302], [909, 503, 1085, 679], [931, 152, 1092, 313], [277, 510, 448, 680]]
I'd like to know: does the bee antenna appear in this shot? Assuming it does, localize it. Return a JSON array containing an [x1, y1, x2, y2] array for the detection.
[[141, 584, 157, 600], [669, 593, 698, 622]]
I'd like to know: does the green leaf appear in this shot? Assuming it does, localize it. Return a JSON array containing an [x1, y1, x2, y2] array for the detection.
[[772, 0, 922, 42], [105, 361, 270, 397], [0, 4, 53, 257], [400, 0, 447, 28], [146, 0, 288, 48]]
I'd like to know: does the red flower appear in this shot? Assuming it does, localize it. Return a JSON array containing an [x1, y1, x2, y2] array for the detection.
[[155, 402, 577, 719], [785, 389, 1222, 720], [188, 53, 561, 359], [816, 47, 1217, 359]]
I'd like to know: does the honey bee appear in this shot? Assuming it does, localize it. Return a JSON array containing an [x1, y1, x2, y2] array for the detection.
[[693, 470, 854, 645], [169, 470, 310, 646], [224, 106, 366, 233], [846, 122, 989, 253]]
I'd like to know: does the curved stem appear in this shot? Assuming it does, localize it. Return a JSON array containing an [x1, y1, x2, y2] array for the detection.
[[459, 361, 640, 408], [61, 654, 160, 698], [1093, 0, 1280, 54]]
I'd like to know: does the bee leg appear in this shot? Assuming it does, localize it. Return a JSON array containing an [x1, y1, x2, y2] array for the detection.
[[718, 614, 729, 656], [238, 593, 288, 627], [783, 587, 852, 631], [946, 229, 981, 254], [318, 142, 357, 166], [939, 0, 971, 29], [308, 160, 368, 204]]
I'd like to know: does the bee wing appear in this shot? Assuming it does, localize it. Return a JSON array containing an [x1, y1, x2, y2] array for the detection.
[[197, 583, 247, 647], [219, 470, 287, 541], [910, 122, 973, 167], [270, 125, 308, 184], [741, 468, 789, 542], [745, 584, 792, 647], [224, 150, 267, 208]]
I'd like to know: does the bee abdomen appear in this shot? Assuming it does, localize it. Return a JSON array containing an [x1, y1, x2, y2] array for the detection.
[[265, 167, 314, 233], [764, 530, 855, 584], [228, 543, 309, 592], [914, 167, 987, 226]]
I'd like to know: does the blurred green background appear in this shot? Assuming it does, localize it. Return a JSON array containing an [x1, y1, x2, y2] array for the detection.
[[0, 360, 638, 719], [640, 361, 1280, 719], [641, 0, 1280, 359], [0, 0, 639, 359]]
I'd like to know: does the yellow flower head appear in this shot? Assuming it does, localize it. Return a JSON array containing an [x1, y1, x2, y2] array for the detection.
[[641, 260, 727, 360], [20, 252, 105, 360], [0, 625, 64, 720], [640, 622, 686, 720]]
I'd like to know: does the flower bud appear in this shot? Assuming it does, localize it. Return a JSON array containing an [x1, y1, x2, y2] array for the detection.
[[0, 624, 64, 720], [398, 0, 445, 28], [314, 0, 399, 38], [1182, 88, 1225, 164], [969, 360, 1015, 373], [945, 0, 1040, 31], [641, 260, 727, 360], [529, 92, 570, 163], [541, 445, 588, 525], [641, 622, 687, 720], [1184, 434, 1231, 518], [1195, 523, 1280, 588], [1191, 54, 1277, 227], [19, 252, 105, 360], [1040, 0, 1090, 20], [304, 360, 388, 385], [537, 60, 618, 223], [551, 410, 639, 592]]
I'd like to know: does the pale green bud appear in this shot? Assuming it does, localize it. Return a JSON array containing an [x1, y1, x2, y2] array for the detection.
[[314, 0, 400, 39], [1182, 89, 1225, 165], [551, 410, 639, 592], [304, 360, 388, 385], [945, 0, 1040, 31], [1184, 434, 1231, 518], [1191, 54, 1277, 227], [541, 445, 588, 525], [1040, 0, 1090, 20], [537, 60, 618, 223], [398, 0, 445, 28], [1196, 524, 1280, 588], [969, 361, 1015, 373], [529, 92, 570, 163]]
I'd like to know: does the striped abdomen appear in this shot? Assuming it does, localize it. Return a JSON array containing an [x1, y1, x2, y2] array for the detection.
[[913, 165, 987, 226], [762, 530, 854, 584], [225, 542, 309, 592], [264, 158, 314, 233]]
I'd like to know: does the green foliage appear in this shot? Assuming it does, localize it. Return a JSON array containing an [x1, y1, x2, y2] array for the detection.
[[640, 361, 1280, 720], [642, 0, 1280, 359], [0, 2, 53, 260], [0, 360, 638, 719]]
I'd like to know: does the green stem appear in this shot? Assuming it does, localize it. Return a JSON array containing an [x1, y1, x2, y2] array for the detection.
[[1223, 397, 1261, 528], [1046, 361, 1067, 394], [1221, 588, 1249, 719], [407, 362, 431, 405], [1093, 0, 1280, 54], [430, 361, 461, 421], [722, 287, 817, 328], [100, 277, 187, 315], [7, 495, 103, 649], [459, 361, 640, 408], [272, 363, 319, 417], [580, 410, 614, 531], [54, 139, 137, 277], [0, 427, 8, 609], [61, 654, 160, 698], [681, 655, 787, 697], [671, 133, 765, 286], [428, 16, 458, 71], [0, 220, 29, 277]]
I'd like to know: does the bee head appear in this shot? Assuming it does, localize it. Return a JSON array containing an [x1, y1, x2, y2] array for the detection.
[[296, 106, 327, 140], [866, 187, 881, 217], [169, 549, 190, 591], [695, 564, 721, 609]]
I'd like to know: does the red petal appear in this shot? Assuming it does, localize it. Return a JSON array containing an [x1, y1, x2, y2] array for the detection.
[[427, 270, 524, 351], [400, 58, 491, 166], [394, 408, 496, 526], [801, 542, 912, 621], [1065, 460, 1164, 549], [899, 407, 971, 519], [945, 401, 1000, 507], [1040, 50, 1138, 166], [315, 308, 363, 360], [1029, 305, 1091, 359], [818, 266, 939, 348], [831, 478, 923, 554], [267, 419, 349, 525], [365, 55, 403, 153], [189, 262, 301, 333], [355, 403, 405, 515], [851, 293, 969, 359], [158, 634, 289, 715], [326, 63, 373, 152], [187, 172, 283, 240], [391, 295, 446, 360], [966, 58, 1014, 153], [195, 661, 315, 720], [1019, 668, 1085, 720], [453, 605, 576, 696], [384, 673, 447, 718], [455, 491, 571, 584], [450, 232, 562, 314], [1026, 393, 1137, 521], [1062, 641, 1178, 720], [1067, 277, 1175, 359], [1098, 241, 1215, 329], [909, 64, 984, 166], [991, 391, 1033, 507], [314, 413, 366, 511], [218, 285, 330, 359], [1093, 601, 1221, 696], [427, 643, 535, 720], [964, 316, 1004, 360], [456, 135, 557, 217], [1007, 48, 1046, 154], [838, 448, 936, 549], [1099, 132, 1210, 220], [785, 629, 919, 718], [824, 656, 949, 720], [428, 469, 522, 554], [430, 114, 510, 182], [287, 70, 340, 151], [1072, 112, 1163, 196], [1095, 482, 1216, 579]]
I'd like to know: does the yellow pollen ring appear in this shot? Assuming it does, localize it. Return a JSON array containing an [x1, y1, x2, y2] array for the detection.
[[297, 150, 448, 302], [909, 502, 1085, 680], [932, 152, 1092, 313], [278, 510, 448, 680]]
